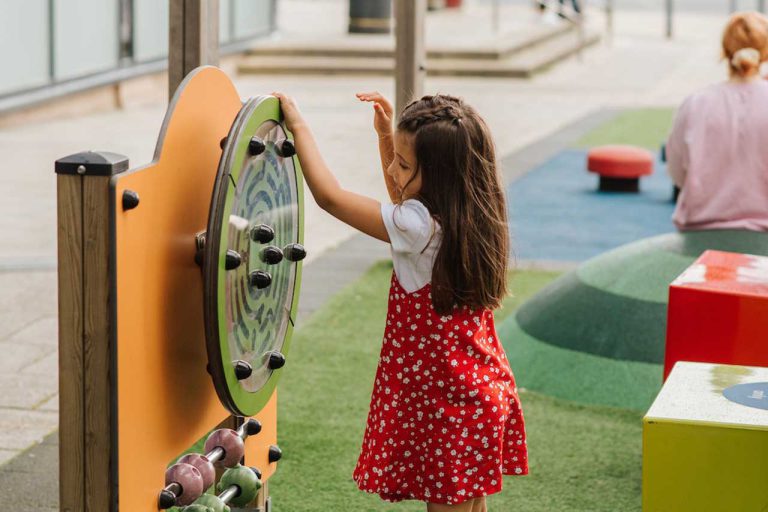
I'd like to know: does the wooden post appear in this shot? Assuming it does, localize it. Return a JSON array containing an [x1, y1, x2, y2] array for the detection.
[[394, 0, 426, 117], [56, 152, 129, 512], [169, 0, 220, 99]]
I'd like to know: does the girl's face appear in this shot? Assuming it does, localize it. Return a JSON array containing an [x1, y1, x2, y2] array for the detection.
[[388, 131, 422, 200]]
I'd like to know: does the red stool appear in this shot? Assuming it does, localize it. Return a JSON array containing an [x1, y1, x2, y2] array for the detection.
[[665, 250, 768, 380], [587, 145, 654, 192]]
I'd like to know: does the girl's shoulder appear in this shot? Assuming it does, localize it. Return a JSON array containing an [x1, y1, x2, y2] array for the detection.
[[381, 199, 441, 253]]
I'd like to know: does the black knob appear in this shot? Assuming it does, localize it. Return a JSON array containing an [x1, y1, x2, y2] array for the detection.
[[251, 467, 262, 480], [219, 136, 227, 150], [268, 445, 282, 463], [250, 224, 274, 244], [249, 136, 266, 156], [275, 139, 296, 158], [225, 250, 242, 270], [158, 489, 177, 509], [244, 419, 262, 437], [249, 270, 272, 289], [268, 351, 286, 370], [283, 243, 306, 262], [261, 246, 283, 265], [234, 360, 253, 380], [122, 190, 140, 211]]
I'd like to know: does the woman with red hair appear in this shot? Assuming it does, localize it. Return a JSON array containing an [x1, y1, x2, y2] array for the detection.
[[666, 12, 768, 231]]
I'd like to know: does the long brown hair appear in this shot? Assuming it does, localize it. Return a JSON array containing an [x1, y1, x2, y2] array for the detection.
[[397, 94, 509, 314]]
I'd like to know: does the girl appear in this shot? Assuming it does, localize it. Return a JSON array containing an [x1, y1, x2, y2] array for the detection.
[[666, 12, 768, 232], [272, 91, 528, 512]]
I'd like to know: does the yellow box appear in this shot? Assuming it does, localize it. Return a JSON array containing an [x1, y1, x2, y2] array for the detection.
[[643, 362, 768, 512]]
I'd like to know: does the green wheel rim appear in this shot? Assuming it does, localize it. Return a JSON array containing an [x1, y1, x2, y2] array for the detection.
[[204, 96, 304, 416]]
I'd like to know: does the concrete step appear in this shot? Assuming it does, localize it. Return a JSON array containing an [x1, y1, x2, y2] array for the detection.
[[246, 23, 575, 61], [238, 28, 600, 78]]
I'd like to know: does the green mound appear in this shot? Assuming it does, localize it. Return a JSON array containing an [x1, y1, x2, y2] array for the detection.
[[516, 230, 768, 364], [270, 261, 643, 511]]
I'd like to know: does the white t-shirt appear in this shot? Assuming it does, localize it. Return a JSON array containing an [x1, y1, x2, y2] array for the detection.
[[380, 199, 442, 293]]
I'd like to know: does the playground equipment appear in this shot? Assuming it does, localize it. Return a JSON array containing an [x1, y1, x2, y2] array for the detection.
[[665, 250, 768, 380], [55, 66, 303, 511], [587, 145, 654, 192], [643, 361, 768, 511]]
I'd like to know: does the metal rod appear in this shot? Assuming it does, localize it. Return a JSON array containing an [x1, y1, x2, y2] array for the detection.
[[218, 485, 240, 503], [665, 0, 673, 39], [205, 446, 225, 464]]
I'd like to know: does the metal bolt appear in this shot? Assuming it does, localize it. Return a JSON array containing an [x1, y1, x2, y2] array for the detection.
[[76, 165, 86, 175]]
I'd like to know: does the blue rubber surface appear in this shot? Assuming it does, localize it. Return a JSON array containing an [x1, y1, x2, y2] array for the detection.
[[507, 149, 676, 262]]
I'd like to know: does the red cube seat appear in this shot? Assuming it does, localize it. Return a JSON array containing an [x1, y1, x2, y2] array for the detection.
[[587, 145, 654, 192]]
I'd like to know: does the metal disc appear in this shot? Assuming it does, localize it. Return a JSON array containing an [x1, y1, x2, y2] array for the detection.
[[203, 95, 303, 416]]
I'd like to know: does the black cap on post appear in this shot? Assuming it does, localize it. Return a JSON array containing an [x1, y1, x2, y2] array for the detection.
[[55, 151, 129, 176]]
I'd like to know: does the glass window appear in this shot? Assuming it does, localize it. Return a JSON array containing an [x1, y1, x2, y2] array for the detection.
[[133, 0, 169, 62], [53, 0, 119, 81], [0, 0, 50, 95]]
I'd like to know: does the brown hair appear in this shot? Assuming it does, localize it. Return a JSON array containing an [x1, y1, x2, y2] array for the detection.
[[397, 94, 509, 315], [722, 12, 768, 77]]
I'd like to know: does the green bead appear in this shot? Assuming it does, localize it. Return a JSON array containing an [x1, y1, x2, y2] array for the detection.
[[192, 493, 230, 512], [217, 465, 262, 507], [182, 505, 213, 512]]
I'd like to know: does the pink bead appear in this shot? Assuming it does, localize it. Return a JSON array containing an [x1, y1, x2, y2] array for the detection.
[[204, 428, 245, 468], [178, 453, 215, 490], [165, 462, 204, 506]]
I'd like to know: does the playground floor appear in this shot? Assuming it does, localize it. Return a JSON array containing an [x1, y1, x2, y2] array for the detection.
[[0, 2, 732, 509]]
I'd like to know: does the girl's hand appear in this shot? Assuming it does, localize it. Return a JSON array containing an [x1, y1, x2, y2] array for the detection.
[[272, 92, 305, 132], [356, 92, 394, 138]]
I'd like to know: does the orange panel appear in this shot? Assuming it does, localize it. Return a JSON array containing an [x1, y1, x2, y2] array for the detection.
[[111, 67, 276, 511]]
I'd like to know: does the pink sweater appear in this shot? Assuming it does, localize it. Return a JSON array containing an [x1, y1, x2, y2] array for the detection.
[[667, 80, 768, 232]]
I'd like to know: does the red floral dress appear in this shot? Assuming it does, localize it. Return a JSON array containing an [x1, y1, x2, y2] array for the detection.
[[352, 272, 528, 505]]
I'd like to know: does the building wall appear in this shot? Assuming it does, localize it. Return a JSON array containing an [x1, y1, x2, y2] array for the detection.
[[0, 0, 276, 101]]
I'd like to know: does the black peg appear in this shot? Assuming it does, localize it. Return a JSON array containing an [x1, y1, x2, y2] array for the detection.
[[251, 467, 263, 480], [220, 137, 227, 150], [225, 250, 242, 270], [268, 351, 286, 370], [234, 360, 253, 380], [268, 445, 282, 463], [275, 139, 296, 158], [250, 224, 274, 244], [283, 243, 306, 262], [158, 487, 179, 509], [249, 270, 272, 289], [244, 419, 262, 436], [261, 246, 283, 265], [122, 190, 140, 211], [249, 136, 266, 156]]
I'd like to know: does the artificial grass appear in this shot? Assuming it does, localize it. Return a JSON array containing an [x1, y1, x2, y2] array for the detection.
[[576, 108, 675, 150], [269, 261, 643, 511]]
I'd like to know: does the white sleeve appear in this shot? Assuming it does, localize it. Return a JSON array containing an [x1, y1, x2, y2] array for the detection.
[[380, 200, 434, 253]]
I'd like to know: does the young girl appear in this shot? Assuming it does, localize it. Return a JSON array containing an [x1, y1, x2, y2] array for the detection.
[[666, 12, 768, 232], [272, 91, 528, 512]]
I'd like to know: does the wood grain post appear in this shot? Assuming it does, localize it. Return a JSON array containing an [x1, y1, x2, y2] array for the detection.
[[394, 0, 426, 117], [169, 0, 220, 99], [56, 152, 129, 512]]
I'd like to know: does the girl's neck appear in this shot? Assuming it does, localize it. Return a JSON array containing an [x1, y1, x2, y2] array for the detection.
[[729, 73, 762, 84]]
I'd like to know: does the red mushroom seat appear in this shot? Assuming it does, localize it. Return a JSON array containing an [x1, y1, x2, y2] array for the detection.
[[587, 145, 654, 192]]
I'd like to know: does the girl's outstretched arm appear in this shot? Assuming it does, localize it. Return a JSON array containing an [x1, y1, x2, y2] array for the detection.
[[356, 92, 399, 202], [273, 92, 390, 243]]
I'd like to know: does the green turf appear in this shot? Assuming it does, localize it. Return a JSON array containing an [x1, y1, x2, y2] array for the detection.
[[576, 108, 675, 150], [269, 261, 643, 511]]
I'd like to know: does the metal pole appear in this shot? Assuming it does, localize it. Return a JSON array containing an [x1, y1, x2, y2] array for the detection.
[[665, 0, 673, 40], [395, 0, 426, 116], [169, 0, 220, 100], [729, 0, 737, 13]]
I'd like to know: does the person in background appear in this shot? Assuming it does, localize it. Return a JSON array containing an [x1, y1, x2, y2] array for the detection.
[[666, 12, 768, 232]]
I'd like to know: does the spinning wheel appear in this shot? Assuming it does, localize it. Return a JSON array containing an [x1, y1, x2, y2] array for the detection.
[[203, 95, 305, 416]]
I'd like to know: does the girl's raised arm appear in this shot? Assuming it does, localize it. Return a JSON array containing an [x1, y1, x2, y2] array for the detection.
[[356, 92, 399, 202], [273, 92, 390, 244]]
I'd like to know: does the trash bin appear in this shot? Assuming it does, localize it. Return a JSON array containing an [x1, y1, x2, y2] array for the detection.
[[349, 0, 392, 34]]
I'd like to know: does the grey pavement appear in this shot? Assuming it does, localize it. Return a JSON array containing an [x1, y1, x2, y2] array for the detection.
[[0, 0, 731, 504]]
